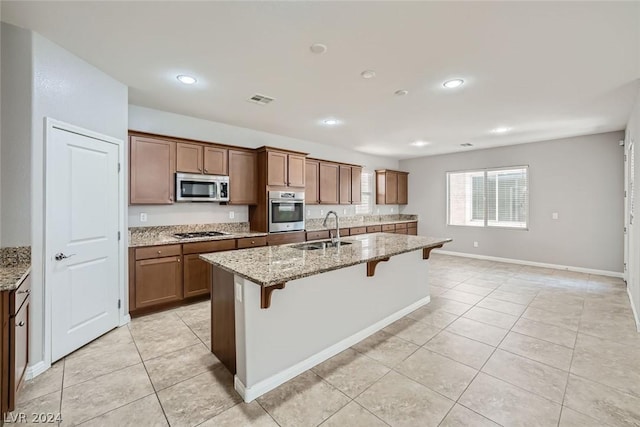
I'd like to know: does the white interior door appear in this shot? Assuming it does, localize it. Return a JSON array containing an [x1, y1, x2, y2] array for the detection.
[[46, 123, 121, 362]]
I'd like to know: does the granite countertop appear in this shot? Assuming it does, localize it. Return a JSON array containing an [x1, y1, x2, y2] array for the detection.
[[200, 233, 451, 287], [0, 246, 31, 291], [305, 218, 417, 232], [129, 230, 268, 247]]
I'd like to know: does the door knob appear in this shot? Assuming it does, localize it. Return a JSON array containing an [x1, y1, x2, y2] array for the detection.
[[55, 253, 76, 261]]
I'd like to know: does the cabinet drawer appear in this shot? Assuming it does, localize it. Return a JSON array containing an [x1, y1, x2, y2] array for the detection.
[[267, 231, 306, 246], [306, 231, 330, 241], [366, 225, 382, 233], [183, 239, 236, 255], [394, 222, 408, 230], [350, 227, 367, 235], [407, 222, 418, 228], [395, 229, 408, 235], [339, 228, 350, 236], [12, 274, 31, 316], [237, 236, 267, 249], [136, 244, 181, 260], [382, 224, 395, 232]]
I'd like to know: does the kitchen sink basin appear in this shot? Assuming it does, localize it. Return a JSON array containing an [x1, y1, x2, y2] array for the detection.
[[292, 240, 353, 250]]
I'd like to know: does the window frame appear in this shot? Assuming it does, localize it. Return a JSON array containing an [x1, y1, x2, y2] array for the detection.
[[446, 165, 529, 231], [355, 169, 374, 215]]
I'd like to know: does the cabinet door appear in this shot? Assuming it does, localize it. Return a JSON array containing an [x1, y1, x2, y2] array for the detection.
[[267, 151, 288, 186], [351, 166, 362, 204], [176, 142, 203, 174], [203, 147, 228, 175], [10, 299, 28, 410], [397, 172, 408, 205], [229, 150, 258, 205], [183, 254, 211, 298], [129, 136, 175, 204], [287, 154, 306, 187], [339, 165, 352, 205], [305, 160, 320, 204], [385, 172, 399, 204], [135, 256, 183, 308], [319, 162, 339, 204]]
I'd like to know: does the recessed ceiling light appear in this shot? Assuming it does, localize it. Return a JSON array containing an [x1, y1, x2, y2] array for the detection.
[[310, 43, 328, 54], [176, 75, 197, 85], [460, 143, 473, 147], [443, 79, 464, 89], [361, 70, 376, 79], [394, 89, 409, 96], [491, 127, 512, 134], [323, 118, 340, 126], [411, 141, 430, 147]]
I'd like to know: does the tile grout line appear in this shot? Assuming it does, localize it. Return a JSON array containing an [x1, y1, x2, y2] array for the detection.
[[556, 296, 583, 427]]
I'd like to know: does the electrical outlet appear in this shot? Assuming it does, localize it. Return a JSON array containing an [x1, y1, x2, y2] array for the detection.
[[343, 208, 347, 215], [376, 208, 380, 214], [391, 207, 394, 213], [320, 209, 324, 216], [552, 212, 559, 220], [307, 209, 311, 216], [140, 213, 147, 222], [229, 211, 235, 219], [473, 241, 479, 248]]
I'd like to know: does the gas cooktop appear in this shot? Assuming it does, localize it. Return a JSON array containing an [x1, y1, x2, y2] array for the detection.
[[173, 231, 229, 239]]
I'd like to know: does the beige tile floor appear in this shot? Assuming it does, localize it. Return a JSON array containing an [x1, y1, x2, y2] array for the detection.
[[9, 254, 640, 426]]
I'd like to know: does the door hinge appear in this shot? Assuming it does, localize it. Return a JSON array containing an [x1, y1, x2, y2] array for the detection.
[[118, 163, 121, 172], [624, 262, 627, 271], [118, 299, 121, 309], [118, 231, 121, 241], [624, 154, 627, 162], [625, 190, 627, 198]]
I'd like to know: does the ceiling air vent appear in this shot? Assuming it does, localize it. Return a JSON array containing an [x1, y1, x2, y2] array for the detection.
[[247, 93, 275, 105], [460, 143, 473, 147]]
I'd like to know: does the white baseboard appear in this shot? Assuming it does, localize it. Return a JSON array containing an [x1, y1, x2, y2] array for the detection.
[[120, 314, 131, 326], [433, 249, 623, 279], [234, 295, 431, 403], [627, 287, 640, 332], [26, 361, 50, 380]]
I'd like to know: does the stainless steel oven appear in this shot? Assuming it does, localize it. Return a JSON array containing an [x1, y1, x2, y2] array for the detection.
[[176, 173, 229, 202], [268, 191, 305, 233]]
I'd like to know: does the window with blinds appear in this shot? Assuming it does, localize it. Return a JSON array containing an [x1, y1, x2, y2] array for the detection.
[[447, 166, 528, 229], [356, 170, 374, 214]]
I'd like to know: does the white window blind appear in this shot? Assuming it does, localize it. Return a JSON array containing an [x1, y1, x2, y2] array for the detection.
[[356, 170, 374, 214], [447, 166, 528, 229]]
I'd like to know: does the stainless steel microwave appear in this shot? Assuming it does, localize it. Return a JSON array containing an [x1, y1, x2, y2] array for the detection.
[[176, 173, 229, 202]]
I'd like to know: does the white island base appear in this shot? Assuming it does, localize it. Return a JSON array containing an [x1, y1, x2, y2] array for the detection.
[[213, 250, 432, 402]]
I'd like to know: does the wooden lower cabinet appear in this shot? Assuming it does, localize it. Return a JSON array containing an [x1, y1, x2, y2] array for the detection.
[[134, 256, 183, 309], [267, 232, 306, 246], [183, 254, 211, 298]]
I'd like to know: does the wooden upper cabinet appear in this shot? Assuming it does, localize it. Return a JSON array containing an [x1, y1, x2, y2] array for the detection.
[[177, 142, 228, 175], [376, 170, 409, 205], [129, 136, 175, 205], [339, 165, 352, 205], [287, 154, 306, 187], [305, 160, 320, 204], [319, 162, 339, 204], [229, 149, 257, 205], [267, 151, 288, 186], [264, 149, 306, 188], [397, 172, 408, 205], [204, 146, 228, 175], [176, 142, 203, 174], [351, 166, 362, 204]]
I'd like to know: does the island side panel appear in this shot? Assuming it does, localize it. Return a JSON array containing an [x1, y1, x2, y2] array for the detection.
[[235, 250, 430, 397], [211, 266, 236, 374]]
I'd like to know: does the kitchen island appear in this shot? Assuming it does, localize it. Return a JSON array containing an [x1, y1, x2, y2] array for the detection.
[[200, 233, 451, 402]]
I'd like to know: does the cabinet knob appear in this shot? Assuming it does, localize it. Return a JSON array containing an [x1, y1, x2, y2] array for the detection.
[[251, 240, 255, 244], [17, 289, 30, 295], [177, 258, 181, 263], [204, 169, 208, 173], [157, 250, 162, 254], [17, 321, 25, 327], [169, 197, 173, 201]]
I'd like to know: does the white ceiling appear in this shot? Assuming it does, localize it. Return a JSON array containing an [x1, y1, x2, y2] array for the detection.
[[2, 1, 639, 159]]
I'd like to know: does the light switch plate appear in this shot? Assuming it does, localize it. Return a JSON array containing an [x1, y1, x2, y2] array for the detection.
[[229, 211, 235, 219], [552, 212, 559, 220], [473, 241, 479, 248]]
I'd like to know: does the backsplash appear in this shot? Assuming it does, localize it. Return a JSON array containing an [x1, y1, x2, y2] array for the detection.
[[128, 204, 249, 227], [305, 214, 418, 229], [0, 246, 31, 267]]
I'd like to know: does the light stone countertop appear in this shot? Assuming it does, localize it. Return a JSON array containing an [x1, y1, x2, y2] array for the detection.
[[0, 265, 30, 292], [129, 230, 268, 248], [200, 233, 451, 288]]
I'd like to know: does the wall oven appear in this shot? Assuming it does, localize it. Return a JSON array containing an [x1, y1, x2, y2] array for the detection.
[[268, 191, 305, 233], [176, 173, 229, 202]]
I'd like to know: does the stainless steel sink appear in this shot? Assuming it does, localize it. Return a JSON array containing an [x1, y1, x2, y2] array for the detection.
[[292, 240, 353, 250]]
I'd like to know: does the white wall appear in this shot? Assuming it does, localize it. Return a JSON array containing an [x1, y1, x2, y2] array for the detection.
[[128, 105, 400, 227], [400, 131, 624, 274], [28, 30, 128, 370], [626, 87, 640, 327], [1, 23, 32, 247]]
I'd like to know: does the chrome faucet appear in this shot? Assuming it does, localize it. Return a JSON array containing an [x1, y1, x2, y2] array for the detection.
[[323, 211, 340, 246]]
